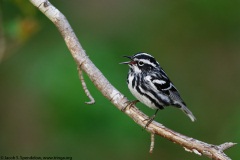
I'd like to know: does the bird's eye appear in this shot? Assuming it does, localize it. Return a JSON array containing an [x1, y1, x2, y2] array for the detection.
[[138, 61, 144, 66]]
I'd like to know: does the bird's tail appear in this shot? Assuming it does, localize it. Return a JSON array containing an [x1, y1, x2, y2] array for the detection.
[[179, 103, 196, 122]]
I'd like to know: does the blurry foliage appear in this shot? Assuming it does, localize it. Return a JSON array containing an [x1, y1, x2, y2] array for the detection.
[[1, 0, 39, 61], [0, 0, 240, 160]]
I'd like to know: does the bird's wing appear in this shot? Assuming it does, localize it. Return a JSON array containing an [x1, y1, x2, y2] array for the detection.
[[145, 68, 196, 121], [145, 68, 185, 105]]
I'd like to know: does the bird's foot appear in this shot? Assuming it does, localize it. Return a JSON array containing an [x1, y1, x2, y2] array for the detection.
[[121, 100, 139, 111], [143, 110, 159, 129], [143, 115, 156, 129]]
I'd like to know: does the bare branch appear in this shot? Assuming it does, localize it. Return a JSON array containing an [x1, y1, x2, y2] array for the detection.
[[78, 66, 95, 104], [29, 0, 237, 159], [218, 142, 237, 151], [149, 133, 155, 153]]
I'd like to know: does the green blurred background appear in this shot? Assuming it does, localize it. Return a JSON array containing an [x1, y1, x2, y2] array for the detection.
[[0, 0, 239, 159]]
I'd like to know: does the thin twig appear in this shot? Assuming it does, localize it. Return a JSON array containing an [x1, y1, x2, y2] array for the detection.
[[29, 1, 237, 159], [218, 142, 237, 151], [78, 66, 95, 104], [149, 133, 155, 153]]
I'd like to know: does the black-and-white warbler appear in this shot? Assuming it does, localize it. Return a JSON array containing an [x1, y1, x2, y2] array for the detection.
[[120, 52, 196, 126]]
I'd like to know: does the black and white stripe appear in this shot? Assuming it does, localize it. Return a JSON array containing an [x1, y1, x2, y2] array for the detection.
[[122, 52, 196, 122]]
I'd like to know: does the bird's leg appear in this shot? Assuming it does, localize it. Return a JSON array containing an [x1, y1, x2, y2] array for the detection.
[[121, 100, 139, 111], [144, 109, 159, 129]]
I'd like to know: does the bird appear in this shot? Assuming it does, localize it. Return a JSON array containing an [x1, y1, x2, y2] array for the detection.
[[120, 52, 196, 127]]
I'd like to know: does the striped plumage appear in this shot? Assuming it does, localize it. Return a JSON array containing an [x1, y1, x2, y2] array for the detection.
[[121, 53, 196, 123]]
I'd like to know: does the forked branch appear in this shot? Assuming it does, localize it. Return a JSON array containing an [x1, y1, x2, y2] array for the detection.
[[29, 0, 237, 159]]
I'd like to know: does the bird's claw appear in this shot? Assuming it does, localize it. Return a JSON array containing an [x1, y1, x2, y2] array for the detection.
[[121, 100, 139, 111], [143, 115, 156, 129]]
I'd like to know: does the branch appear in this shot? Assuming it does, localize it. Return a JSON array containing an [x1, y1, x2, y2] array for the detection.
[[29, 0, 237, 159], [78, 66, 95, 104], [149, 133, 155, 154]]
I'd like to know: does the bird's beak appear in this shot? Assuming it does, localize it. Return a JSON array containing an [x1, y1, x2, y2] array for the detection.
[[119, 56, 136, 65]]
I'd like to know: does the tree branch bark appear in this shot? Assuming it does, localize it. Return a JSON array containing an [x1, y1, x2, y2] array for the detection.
[[29, 0, 237, 159], [78, 66, 95, 104]]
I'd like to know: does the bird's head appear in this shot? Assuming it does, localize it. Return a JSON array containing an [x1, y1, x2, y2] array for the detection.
[[120, 52, 160, 73]]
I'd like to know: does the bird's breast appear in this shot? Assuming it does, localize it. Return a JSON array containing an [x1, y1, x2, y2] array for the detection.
[[127, 73, 159, 110]]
